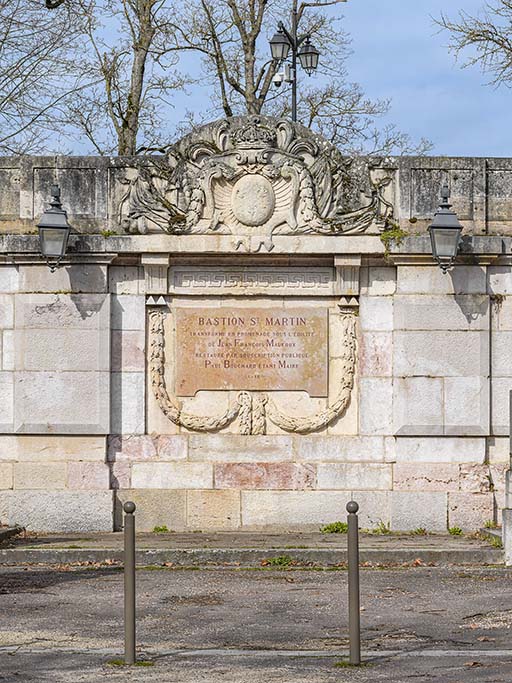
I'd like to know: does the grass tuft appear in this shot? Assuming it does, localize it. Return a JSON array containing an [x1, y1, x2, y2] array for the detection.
[[449, 527, 463, 536], [320, 521, 348, 534]]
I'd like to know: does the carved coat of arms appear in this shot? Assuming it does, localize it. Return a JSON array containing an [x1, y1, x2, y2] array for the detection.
[[118, 116, 393, 252]]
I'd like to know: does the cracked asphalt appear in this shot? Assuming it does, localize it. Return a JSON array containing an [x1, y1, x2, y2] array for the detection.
[[1, 564, 512, 682]]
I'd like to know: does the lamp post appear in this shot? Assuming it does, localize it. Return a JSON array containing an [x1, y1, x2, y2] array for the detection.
[[37, 185, 73, 272], [428, 184, 463, 273], [269, 0, 325, 122]]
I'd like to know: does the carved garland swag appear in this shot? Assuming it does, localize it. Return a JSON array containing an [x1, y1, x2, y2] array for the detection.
[[148, 308, 357, 435]]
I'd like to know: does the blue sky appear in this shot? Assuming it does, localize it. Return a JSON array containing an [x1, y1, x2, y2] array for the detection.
[[172, 0, 510, 157], [341, 0, 508, 157]]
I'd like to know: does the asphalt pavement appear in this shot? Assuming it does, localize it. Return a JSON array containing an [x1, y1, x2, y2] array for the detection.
[[1, 563, 512, 682]]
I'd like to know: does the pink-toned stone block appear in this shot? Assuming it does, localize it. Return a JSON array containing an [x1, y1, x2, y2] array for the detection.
[[215, 463, 316, 490], [110, 461, 131, 490], [459, 464, 491, 492], [490, 464, 509, 492], [393, 463, 459, 491], [448, 492, 494, 530], [107, 435, 156, 462], [156, 435, 188, 460], [111, 330, 145, 371], [67, 462, 110, 490], [359, 332, 392, 377]]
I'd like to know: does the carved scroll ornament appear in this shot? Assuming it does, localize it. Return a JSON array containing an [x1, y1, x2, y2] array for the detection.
[[119, 116, 394, 251], [148, 307, 357, 435]]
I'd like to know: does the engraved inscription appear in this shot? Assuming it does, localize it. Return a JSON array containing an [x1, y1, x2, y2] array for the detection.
[[175, 307, 328, 396]]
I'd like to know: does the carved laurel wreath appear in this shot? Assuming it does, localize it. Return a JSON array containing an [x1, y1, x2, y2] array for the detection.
[[148, 308, 357, 435]]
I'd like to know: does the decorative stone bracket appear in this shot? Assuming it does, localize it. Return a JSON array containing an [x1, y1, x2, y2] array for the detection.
[[142, 253, 170, 294]]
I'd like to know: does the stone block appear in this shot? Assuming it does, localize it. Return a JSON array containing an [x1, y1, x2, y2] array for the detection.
[[359, 296, 393, 331], [359, 332, 392, 377], [115, 490, 186, 532], [458, 464, 491, 492], [111, 330, 145, 371], [241, 490, 352, 528], [351, 491, 391, 529], [0, 490, 113, 531], [393, 377, 443, 435], [108, 435, 156, 462], [490, 463, 508, 494], [359, 378, 393, 435], [444, 377, 489, 436], [329, 312, 351, 359], [491, 378, 512, 435], [109, 461, 131, 490], [294, 436, 387, 462], [187, 490, 241, 530], [131, 462, 213, 489], [394, 331, 488, 377], [393, 463, 459, 491], [0, 266, 19, 293], [19, 265, 107, 293], [397, 266, 486, 295], [110, 372, 145, 435], [215, 463, 315, 490], [395, 437, 486, 463], [14, 371, 110, 434], [488, 266, 512, 295], [156, 436, 188, 460], [391, 491, 448, 531], [188, 435, 293, 462], [448, 492, 494, 530], [15, 294, 109, 329], [0, 372, 13, 429], [0, 294, 13, 328], [492, 332, 512, 376], [2, 330, 13, 370], [111, 294, 145, 330], [0, 435, 106, 462], [394, 295, 489, 331], [108, 266, 144, 294], [15, 328, 109, 372], [488, 437, 510, 463], [14, 462, 66, 490], [494, 299, 512, 331], [0, 463, 13, 489], [362, 267, 396, 296], [317, 463, 392, 490], [67, 462, 110, 490]]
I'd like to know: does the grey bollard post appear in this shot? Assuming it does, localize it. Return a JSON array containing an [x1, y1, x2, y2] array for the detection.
[[346, 501, 361, 665], [123, 501, 136, 665]]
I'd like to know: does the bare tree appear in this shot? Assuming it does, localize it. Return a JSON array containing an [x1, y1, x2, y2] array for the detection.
[[175, 0, 430, 155], [437, 1, 512, 88], [46, 0, 188, 155], [0, 0, 84, 154]]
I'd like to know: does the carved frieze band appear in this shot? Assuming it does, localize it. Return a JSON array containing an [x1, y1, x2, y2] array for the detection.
[[148, 307, 357, 435], [169, 267, 335, 295]]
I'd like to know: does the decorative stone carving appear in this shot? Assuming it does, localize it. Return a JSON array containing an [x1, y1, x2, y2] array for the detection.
[[118, 116, 394, 251], [148, 307, 357, 435]]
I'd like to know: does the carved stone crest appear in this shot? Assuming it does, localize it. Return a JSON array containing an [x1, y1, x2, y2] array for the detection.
[[118, 115, 394, 251]]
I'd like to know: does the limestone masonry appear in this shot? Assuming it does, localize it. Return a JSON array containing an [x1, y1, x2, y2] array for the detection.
[[0, 116, 511, 543]]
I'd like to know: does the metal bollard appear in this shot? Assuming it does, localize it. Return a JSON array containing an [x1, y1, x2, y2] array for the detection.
[[346, 501, 361, 665], [123, 501, 136, 665]]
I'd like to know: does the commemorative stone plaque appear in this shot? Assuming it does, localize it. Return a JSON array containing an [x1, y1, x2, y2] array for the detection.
[[175, 307, 328, 396]]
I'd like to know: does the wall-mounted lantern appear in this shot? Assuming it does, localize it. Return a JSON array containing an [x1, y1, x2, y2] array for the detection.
[[428, 184, 463, 273], [37, 185, 73, 272]]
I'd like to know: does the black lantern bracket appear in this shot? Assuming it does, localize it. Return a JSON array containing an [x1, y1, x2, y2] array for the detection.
[[36, 184, 76, 272], [428, 184, 463, 274]]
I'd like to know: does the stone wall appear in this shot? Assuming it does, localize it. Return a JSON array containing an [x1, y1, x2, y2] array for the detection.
[[0, 255, 510, 533], [0, 119, 511, 534]]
